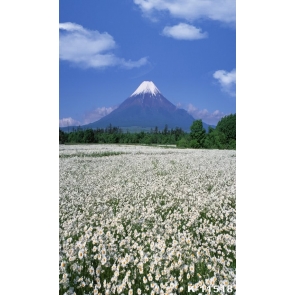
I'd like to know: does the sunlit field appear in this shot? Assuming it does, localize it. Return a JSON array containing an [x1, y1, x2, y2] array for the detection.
[[59, 144, 236, 295]]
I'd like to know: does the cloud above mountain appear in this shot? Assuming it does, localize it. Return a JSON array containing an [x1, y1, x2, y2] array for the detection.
[[59, 22, 148, 69], [59, 117, 81, 127], [83, 106, 117, 124], [186, 104, 226, 125], [59, 106, 118, 127], [213, 69, 236, 96]]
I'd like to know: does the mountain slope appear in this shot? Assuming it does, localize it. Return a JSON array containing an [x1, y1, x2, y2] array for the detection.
[[84, 81, 196, 131], [61, 81, 215, 132]]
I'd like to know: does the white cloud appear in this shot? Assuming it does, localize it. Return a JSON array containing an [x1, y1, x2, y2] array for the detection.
[[213, 69, 236, 96], [59, 22, 148, 69], [83, 106, 117, 124], [186, 104, 226, 125], [59, 106, 117, 127], [59, 117, 81, 127], [162, 23, 207, 40], [134, 0, 236, 23], [59, 22, 88, 33]]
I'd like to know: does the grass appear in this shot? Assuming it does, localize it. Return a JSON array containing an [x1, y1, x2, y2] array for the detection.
[[207, 183, 214, 193]]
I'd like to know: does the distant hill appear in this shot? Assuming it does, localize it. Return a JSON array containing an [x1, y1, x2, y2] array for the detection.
[[60, 81, 215, 132]]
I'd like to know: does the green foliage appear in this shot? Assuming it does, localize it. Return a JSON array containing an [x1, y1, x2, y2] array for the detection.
[[228, 139, 236, 150], [216, 114, 236, 142], [203, 129, 227, 149], [62, 126, 186, 146], [83, 129, 94, 143], [189, 139, 200, 148], [176, 137, 190, 148], [190, 120, 206, 148], [59, 129, 68, 144], [59, 115, 236, 150]]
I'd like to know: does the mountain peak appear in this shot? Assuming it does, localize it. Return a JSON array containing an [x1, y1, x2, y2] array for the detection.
[[131, 81, 160, 97]]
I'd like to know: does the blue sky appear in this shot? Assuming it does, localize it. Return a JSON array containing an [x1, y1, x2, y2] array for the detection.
[[59, 0, 236, 127]]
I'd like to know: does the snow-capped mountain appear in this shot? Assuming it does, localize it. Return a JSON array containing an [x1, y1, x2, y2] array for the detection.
[[117, 81, 181, 113], [131, 81, 160, 96], [61, 81, 213, 132], [83, 81, 196, 131]]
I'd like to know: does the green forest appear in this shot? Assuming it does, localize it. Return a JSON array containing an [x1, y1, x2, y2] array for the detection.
[[59, 114, 236, 150]]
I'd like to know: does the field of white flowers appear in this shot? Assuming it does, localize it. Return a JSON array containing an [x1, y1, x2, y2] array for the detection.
[[59, 144, 236, 295]]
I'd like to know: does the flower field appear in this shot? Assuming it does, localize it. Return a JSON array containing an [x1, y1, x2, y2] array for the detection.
[[59, 144, 236, 295]]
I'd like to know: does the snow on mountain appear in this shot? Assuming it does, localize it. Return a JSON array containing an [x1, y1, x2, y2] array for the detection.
[[131, 81, 160, 97]]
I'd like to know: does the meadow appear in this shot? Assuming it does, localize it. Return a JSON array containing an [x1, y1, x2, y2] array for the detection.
[[59, 144, 236, 295]]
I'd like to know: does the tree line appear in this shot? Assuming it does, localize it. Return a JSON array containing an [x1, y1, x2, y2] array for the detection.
[[59, 114, 235, 150]]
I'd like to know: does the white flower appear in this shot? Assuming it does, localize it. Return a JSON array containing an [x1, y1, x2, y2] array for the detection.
[[89, 266, 94, 275], [60, 261, 66, 270], [101, 256, 107, 265], [78, 250, 84, 260], [59, 145, 236, 292]]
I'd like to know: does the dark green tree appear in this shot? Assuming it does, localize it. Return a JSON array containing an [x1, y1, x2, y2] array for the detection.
[[76, 130, 84, 143], [83, 129, 95, 143], [204, 128, 227, 149], [177, 137, 190, 148], [163, 124, 168, 135], [59, 129, 67, 144], [216, 114, 236, 142], [190, 120, 206, 148]]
